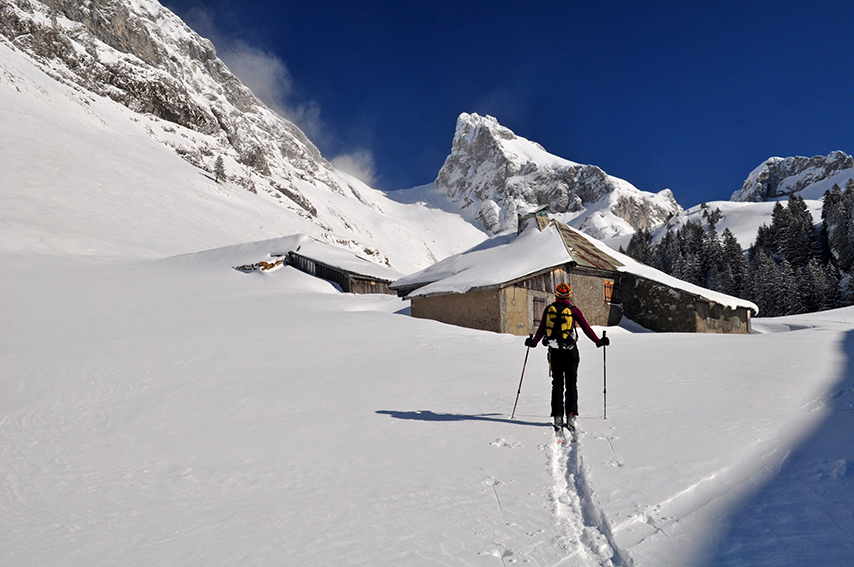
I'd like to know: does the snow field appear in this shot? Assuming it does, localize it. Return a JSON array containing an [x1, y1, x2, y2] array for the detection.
[[0, 249, 573, 565], [3, 244, 853, 565]]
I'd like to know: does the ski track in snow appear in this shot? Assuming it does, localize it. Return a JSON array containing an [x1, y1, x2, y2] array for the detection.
[[546, 431, 633, 567]]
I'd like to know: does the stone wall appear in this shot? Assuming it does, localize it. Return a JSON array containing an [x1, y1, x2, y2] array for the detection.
[[622, 274, 752, 334], [695, 301, 751, 334], [411, 288, 502, 333], [569, 271, 622, 327], [621, 274, 699, 333]]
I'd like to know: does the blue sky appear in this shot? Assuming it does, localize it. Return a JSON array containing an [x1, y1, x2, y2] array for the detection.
[[160, 0, 854, 206]]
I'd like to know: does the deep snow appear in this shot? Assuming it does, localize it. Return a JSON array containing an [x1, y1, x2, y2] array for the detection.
[[2, 244, 853, 566]]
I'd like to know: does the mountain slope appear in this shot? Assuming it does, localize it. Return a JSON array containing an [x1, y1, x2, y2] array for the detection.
[[646, 154, 854, 252], [0, 0, 484, 270]]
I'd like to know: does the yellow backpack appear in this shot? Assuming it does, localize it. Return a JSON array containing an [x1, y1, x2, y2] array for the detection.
[[545, 303, 578, 347]]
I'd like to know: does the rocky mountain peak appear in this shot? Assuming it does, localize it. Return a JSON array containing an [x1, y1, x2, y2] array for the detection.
[[433, 112, 681, 238], [454, 112, 521, 145], [731, 151, 854, 202]]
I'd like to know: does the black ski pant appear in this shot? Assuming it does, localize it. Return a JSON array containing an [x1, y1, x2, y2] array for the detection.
[[548, 347, 580, 418]]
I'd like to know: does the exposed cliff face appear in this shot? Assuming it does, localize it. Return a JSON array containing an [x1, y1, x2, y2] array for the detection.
[[0, 0, 343, 200], [732, 151, 854, 202], [433, 113, 681, 238]]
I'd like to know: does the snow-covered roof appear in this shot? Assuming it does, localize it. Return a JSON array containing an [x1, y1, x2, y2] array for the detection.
[[290, 235, 404, 282], [392, 217, 759, 313], [391, 220, 580, 297]]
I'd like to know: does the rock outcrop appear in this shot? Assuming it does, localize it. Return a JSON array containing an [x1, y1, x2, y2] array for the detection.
[[732, 151, 854, 202], [434, 113, 681, 237]]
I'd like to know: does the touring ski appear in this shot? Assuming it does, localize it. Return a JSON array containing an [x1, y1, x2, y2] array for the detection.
[[554, 421, 577, 444]]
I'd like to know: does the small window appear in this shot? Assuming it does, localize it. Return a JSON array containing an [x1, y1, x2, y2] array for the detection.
[[604, 280, 621, 304]]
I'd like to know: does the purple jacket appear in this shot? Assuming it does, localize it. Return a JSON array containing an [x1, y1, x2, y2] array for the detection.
[[531, 299, 603, 347]]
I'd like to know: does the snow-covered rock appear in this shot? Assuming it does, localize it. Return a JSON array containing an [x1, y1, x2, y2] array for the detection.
[[432, 112, 682, 238], [0, 0, 486, 270], [732, 150, 854, 202]]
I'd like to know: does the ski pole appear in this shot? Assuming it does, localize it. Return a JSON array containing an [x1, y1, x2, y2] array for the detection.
[[511, 335, 533, 419], [603, 330, 608, 420]]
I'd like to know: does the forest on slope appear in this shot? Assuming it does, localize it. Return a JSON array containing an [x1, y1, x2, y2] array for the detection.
[[623, 180, 854, 317]]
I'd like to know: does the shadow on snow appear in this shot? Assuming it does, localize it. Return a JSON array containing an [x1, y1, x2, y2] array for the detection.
[[700, 329, 854, 566], [376, 409, 549, 428]]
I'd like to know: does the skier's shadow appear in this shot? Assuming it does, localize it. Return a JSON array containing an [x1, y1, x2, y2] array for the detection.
[[376, 410, 548, 428]]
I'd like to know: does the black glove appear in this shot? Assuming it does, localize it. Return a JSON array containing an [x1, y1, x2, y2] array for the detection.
[[524, 337, 536, 348], [597, 336, 610, 348]]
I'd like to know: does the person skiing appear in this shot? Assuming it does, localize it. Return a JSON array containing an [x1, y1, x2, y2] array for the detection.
[[525, 282, 609, 431]]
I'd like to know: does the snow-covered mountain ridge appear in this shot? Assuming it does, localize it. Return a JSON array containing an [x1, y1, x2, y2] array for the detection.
[[5, 0, 852, 268], [413, 112, 854, 253], [427, 113, 683, 239], [652, 152, 854, 252], [0, 0, 485, 271], [732, 150, 854, 202]]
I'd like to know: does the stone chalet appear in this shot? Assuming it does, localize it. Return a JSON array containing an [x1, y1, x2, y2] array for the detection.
[[390, 212, 758, 334], [287, 237, 403, 295]]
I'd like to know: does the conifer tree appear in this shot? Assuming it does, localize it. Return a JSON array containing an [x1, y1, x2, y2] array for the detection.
[[702, 222, 723, 289], [798, 258, 826, 314], [625, 229, 653, 265], [784, 195, 819, 268], [768, 201, 788, 261], [751, 222, 776, 264], [843, 180, 854, 271], [652, 229, 680, 275], [748, 250, 778, 316], [214, 155, 226, 183], [822, 184, 845, 266], [721, 228, 748, 297], [824, 263, 844, 310], [778, 258, 799, 315]]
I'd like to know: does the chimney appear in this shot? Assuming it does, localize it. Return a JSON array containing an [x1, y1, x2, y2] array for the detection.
[[517, 205, 550, 235]]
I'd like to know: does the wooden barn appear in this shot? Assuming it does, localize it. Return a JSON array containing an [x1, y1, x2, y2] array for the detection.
[[287, 238, 403, 295], [390, 212, 757, 334]]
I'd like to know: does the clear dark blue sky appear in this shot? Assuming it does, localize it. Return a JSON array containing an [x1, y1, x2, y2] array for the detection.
[[160, 0, 854, 206]]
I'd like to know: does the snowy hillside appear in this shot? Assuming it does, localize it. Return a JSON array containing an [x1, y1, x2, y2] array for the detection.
[[642, 151, 852, 251], [610, 157, 854, 253], [394, 113, 682, 240], [642, 199, 825, 252], [0, 0, 485, 271]]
